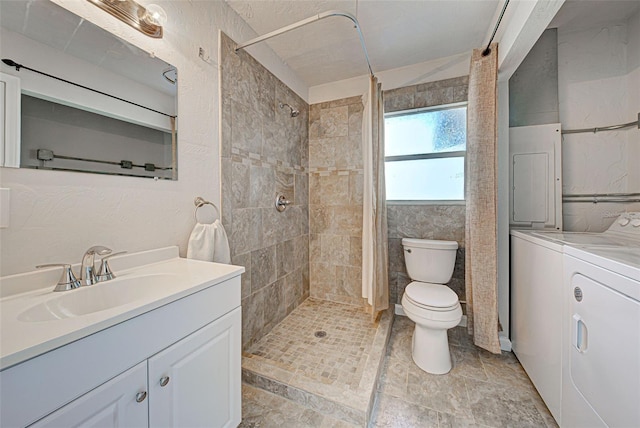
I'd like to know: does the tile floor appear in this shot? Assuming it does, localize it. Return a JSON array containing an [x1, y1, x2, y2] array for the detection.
[[242, 299, 392, 425], [240, 314, 558, 428], [246, 299, 378, 389]]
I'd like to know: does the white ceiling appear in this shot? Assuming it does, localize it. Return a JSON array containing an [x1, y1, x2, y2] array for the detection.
[[226, 0, 501, 87]]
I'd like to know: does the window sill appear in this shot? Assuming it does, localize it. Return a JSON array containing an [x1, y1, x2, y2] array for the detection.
[[386, 200, 466, 206]]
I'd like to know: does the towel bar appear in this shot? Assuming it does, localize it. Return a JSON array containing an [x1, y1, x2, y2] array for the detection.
[[194, 197, 220, 223]]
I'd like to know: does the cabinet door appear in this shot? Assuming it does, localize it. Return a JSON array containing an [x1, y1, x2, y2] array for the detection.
[[148, 307, 241, 428], [29, 361, 148, 428]]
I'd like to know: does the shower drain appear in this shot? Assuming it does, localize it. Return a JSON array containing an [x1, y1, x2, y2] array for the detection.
[[314, 330, 327, 338]]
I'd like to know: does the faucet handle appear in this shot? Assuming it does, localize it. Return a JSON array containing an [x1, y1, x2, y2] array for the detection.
[[36, 264, 82, 292], [87, 246, 112, 256], [96, 251, 127, 282]]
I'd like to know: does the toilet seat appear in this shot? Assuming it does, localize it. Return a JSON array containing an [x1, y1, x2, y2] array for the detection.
[[404, 281, 460, 312]]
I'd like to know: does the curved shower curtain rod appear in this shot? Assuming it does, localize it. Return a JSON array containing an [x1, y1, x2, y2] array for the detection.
[[235, 10, 375, 77]]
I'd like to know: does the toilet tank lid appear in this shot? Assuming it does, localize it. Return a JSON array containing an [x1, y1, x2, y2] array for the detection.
[[401, 238, 458, 250]]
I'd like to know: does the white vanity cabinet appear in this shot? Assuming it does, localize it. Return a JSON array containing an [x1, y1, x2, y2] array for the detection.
[[30, 361, 149, 428], [28, 308, 241, 428], [148, 308, 241, 428], [0, 256, 243, 428]]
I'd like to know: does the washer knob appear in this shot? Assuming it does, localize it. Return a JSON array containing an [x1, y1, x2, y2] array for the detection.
[[631, 219, 640, 227], [618, 217, 630, 226]]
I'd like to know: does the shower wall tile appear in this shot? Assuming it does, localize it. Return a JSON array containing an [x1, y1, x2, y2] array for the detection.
[[309, 95, 365, 307], [321, 106, 349, 138], [242, 291, 264, 347], [309, 139, 336, 168], [263, 277, 285, 332], [349, 174, 364, 205], [384, 76, 469, 306], [221, 32, 309, 350], [276, 239, 295, 278], [251, 245, 277, 293], [309, 233, 321, 260], [349, 236, 362, 267], [231, 251, 251, 299], [348, 102, 364, 136], [249, 165, 274, 208], [320, 234, 350, 264], [275, 171, 295, 205], [231, 101, 262, 154], [294, 173, 308, 206], [293, 234, 309, 270], [230, 208, 262, 256], [232, 162, 250, 209]]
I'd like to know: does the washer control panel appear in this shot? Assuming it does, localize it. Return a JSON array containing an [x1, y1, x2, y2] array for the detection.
[[608, 212, 640, 238]]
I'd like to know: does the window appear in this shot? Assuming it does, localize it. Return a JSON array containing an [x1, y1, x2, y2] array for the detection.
[[384, 103, 466, 202]]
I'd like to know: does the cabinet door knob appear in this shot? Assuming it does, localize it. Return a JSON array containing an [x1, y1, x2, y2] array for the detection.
[[135, 391, 147, 403], [159, 376, 170, 387]]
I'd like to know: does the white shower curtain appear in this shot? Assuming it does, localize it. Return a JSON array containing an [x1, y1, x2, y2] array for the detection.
[[362, 75, 389, 319]]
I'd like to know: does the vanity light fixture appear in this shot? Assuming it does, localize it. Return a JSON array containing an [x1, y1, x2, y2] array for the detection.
[[86, 0, 166, 39]]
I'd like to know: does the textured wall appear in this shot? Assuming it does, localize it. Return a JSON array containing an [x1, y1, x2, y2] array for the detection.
[[308, 96, 365, 307], [508, 28, 559, 127], [0, 0, 306, 276], [220, 33, 309, 349], [383, 76, 469, 306], [558, 12, 640, 231]]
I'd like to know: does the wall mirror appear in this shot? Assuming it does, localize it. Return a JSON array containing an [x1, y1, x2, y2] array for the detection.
[[0, 0, 178, 180]]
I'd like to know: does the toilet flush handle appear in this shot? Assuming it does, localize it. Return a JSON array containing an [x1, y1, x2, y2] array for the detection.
[[405, 248, 411, 253]]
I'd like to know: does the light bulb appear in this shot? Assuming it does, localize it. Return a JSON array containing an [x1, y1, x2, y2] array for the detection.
[[143, 4, 167, 27]]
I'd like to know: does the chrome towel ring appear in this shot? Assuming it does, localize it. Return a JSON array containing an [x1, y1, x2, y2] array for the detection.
[[194, 197, 220, 224]]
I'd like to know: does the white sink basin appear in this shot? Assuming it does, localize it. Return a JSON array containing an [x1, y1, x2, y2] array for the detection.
[[18, 274, 178, 322], [0, 247, 245, 370]]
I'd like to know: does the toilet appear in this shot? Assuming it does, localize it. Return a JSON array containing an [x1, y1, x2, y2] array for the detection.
[[400, 238, 462, 375]]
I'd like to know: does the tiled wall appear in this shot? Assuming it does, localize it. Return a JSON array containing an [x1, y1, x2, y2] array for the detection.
[[308, 96, 365, 307], [384, 76, 469, 306], [220, 33, 310, 349]]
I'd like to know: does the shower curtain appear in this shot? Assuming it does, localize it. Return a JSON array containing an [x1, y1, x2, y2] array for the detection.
[[362, 75, 389, 320], [465, 43, 501, 354]]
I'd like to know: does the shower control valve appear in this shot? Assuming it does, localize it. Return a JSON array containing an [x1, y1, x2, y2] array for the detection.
[[275, 194, 291, 212]]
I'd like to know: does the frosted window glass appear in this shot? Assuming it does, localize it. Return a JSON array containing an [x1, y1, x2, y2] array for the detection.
[[385, 157, 465, 201], [385, 107, 466, 157]]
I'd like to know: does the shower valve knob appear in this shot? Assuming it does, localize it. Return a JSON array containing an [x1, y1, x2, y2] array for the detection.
[[275, 194, 291, 212]]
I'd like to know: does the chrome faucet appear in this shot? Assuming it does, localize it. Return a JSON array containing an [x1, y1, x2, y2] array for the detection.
[[80, 246, 112, 285]]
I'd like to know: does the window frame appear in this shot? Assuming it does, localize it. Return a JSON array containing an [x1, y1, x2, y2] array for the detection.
[[384, 101, 467, 205]]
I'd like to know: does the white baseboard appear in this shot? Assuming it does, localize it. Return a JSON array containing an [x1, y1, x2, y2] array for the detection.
[[394, 304, 467, 327], [499, 333, 512, 352], [394, 303, 405, 316]]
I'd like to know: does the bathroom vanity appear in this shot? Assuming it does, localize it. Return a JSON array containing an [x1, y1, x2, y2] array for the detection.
[[0, 247, 243, 428]]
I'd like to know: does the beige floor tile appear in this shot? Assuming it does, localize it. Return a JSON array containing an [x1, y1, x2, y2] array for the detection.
[[449, 345, 488, 381], [464, 376, 549, 428], [371, 393, 439, 428], [241, 313, 558, 428]]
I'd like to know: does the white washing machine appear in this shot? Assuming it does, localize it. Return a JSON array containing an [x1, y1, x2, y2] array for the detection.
[[561, 214, 640, 427], [511, 212, 640, 426]]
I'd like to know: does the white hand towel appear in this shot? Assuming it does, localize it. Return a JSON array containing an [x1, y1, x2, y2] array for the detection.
[[187, 220, 231, 264]]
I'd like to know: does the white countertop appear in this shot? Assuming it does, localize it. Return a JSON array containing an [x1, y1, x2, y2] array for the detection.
[[564, 245, 640, 282], [0, 247, 244, 370]]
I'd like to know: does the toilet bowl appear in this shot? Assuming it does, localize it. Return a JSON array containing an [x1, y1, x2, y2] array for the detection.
[[400, 238, 462, 374]]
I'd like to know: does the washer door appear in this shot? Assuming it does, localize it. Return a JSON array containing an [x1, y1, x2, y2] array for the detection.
[[568, 273, 640, 428]]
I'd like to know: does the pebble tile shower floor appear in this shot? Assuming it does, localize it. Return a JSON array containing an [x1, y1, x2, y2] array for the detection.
[[241, 313, 557, 427], [242, 298, 392, 425]]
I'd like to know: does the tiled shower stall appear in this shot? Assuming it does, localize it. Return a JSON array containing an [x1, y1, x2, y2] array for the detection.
[[220, 31, 469, 426]]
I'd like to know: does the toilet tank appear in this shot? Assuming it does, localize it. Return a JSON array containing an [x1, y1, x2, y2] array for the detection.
[[402, 238, 458, 284]]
